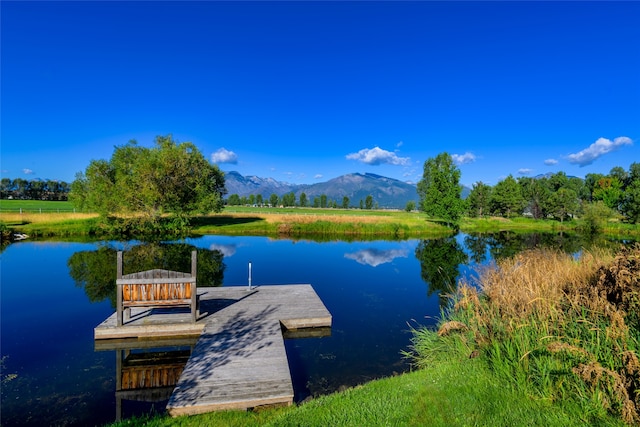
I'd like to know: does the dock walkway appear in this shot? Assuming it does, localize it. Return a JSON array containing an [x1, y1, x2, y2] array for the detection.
[[95, 284, 331, 416]]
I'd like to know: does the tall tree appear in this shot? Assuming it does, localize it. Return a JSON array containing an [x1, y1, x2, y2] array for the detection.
[[0, 178, 12, 199], [416, 152, 463, 227], [70, 135, 226, 223], [269, 193, 279, 207], [584, 173, 606, 202], [282, 192, 296, 207], [320, 194, 327, 208], [342, 196, 350, 209], [518, 177, 550, 219], [549, 188, 579, 223], [490, 175, 525, 217], [299, 192, 308, 207], [365, 194, 374, 210], [467, 181, 493, 218], [621, 163, 640, 223], [592, 177, 623, 210]]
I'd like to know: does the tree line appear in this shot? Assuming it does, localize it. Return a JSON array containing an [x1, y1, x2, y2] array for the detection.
[[0, 178, 71, 201], [226, 192, 377, 209], [4, 139, 638, 233], [418, 152, 640, 227]]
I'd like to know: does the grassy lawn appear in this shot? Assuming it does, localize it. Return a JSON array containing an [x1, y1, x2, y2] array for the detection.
[[0, 199, 75, 212]]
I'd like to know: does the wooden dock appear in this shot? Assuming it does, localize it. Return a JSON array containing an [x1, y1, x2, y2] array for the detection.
[[95, 284, 332, 416]]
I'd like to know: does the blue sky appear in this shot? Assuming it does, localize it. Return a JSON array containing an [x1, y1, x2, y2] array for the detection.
[[1, 1, 638, 187]]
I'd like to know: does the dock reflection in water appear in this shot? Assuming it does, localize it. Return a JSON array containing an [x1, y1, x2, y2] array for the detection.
[[95, 337, 198, 421]]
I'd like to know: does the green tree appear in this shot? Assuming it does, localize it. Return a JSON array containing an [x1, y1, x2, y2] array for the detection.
[[227, 194, 241, 206], [405, 200, 416, 212], [320, 194, 327, 208], [620, 179, 640, 223], [609, 166, 629, 188], [584, 173, 606, 202], [467, 181, 493, 218], [518, 177, 551, 219], [299, 192, 308, 207], [629, 162, 640, 183], [548, 171, 568, 192], [365, 195, 374, 210], [490, 175, 525, 218], [580, 201, 615, 234], [592, 177, 623, 210], [282, 192, 296, 207], [70, 135, 225, 225], [549, 188, 579, 223], [256, 194, 264, 206], [416, 152, 463, 227], [342, 196, 350, 209], [269, 193, 279, 207], [0, 178, 12, 199]]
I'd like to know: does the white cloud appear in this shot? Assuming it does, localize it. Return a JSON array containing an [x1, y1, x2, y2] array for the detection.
[[518, 168, 533, 175], [346, 146, 410, 166], [567, 136, 633, 167], [544, 158, 558, 166], [314, 174, 323, 180], [451, 152, 476, 165], [211, 148, 238, 164], [23, 168, 34, 175]]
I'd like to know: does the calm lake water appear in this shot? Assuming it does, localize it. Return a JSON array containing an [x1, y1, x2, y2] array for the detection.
[[0, 232, 613, 426]]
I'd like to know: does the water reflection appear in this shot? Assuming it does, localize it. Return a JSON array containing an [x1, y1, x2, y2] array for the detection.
[[415, 236, 467, 301], [68, 242, 226, 307], [2, 232, 635, 426], [95, 337, 197, 421], [344, 248, 408, 267]]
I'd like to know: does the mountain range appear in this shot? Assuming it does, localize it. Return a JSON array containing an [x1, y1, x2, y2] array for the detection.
[[224, 171, 424, 209]]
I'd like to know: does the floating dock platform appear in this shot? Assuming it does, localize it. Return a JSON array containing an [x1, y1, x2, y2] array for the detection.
[[95, 284, 332, 416]]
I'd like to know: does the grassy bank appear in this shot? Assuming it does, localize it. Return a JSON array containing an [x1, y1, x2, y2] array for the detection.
[[111, 358, 616, 427], [2, 202, 638, 240]]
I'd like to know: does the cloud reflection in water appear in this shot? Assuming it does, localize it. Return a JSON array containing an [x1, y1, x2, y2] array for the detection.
[[344, 248, 408, 267]]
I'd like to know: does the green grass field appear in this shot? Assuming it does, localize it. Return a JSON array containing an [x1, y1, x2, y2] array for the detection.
[[0, 199, 75, 212]]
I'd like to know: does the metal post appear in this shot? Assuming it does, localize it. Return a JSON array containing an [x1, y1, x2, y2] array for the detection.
[[248, 261, 252, 291], [117, 251, 123, 326]]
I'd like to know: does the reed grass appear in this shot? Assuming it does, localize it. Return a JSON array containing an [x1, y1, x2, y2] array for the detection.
[[408, 244, 640, 425]]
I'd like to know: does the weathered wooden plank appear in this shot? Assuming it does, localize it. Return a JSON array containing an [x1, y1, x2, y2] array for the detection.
[[117, 277, 195, 285], [96, 284, 332, 416]]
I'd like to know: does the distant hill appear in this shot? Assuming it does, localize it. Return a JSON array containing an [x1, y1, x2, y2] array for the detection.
[[224, 171, 470, 209], [224, 171, 418, 208]]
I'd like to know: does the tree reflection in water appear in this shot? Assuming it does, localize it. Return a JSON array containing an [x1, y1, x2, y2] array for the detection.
[[68, 242, 225, 307], [415, 236, 467, 303]]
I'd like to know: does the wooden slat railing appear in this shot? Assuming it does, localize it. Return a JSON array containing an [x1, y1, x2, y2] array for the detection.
[[116, 251, 198, 326]]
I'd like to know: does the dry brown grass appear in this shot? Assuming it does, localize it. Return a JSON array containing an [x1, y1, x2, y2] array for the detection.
[[0, 212, 98, 224], [220, 212, 404, 225], [465, 248, 615, 321]]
